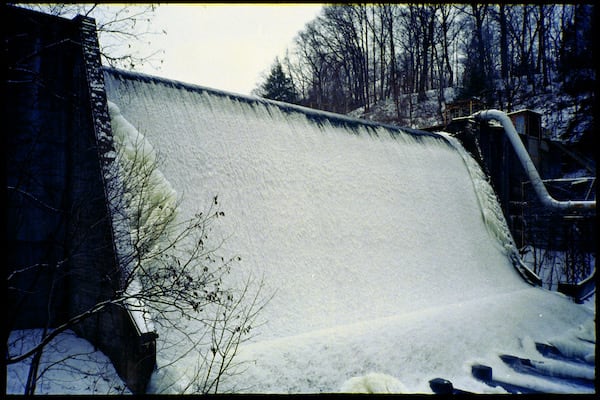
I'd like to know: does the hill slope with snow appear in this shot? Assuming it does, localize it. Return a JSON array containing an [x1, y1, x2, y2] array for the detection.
[[349, 78, 593, 143]]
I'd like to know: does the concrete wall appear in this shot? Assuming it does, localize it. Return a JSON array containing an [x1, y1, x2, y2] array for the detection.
[[5, 5, 155, 393]]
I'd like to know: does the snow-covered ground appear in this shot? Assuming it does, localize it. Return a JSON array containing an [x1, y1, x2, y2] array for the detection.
[[8, 70, 595, 394], [7, 330, 131, 395], [349, 75, 593, 143]]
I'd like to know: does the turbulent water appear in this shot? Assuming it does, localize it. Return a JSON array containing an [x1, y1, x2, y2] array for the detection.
[[103, 69, 594, 394]]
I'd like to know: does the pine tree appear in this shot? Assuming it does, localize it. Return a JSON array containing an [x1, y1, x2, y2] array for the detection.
[[257, 58, 298, 103]]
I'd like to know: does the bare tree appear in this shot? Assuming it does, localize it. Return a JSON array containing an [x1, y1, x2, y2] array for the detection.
[[17, 4, 166, 70], [6, 94, 267, 394], [269, 3, 586, 127], [105, 107, 269, 393]]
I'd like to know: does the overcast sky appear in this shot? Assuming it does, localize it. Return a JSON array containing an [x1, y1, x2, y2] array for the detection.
[[131, 4, 323, 96]]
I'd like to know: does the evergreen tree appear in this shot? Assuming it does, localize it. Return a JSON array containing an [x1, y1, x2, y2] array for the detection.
[[256, 58, 298, 103], [459, 35, 489, 100], [458, 5, 493, 103]]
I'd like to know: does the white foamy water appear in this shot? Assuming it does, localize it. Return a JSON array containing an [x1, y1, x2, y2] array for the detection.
[[104, 69, 594, 394]]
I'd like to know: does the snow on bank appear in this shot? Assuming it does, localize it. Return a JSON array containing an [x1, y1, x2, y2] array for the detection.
[[349, 77, 594, 143], [7, 330, 130, 395]]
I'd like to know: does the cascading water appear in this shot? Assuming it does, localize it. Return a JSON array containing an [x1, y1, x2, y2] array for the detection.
[[103, 68, 593, 394]]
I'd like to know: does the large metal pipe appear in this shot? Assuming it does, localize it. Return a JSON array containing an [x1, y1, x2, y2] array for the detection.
[[473, 109, 595, 212]]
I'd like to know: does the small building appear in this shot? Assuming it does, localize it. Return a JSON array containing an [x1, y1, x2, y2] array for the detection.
[[442, 97, 486, 126], [508, 109, 542, 140]]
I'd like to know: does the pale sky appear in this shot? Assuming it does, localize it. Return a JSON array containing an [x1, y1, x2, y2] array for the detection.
[[133, 4, 323, 95]]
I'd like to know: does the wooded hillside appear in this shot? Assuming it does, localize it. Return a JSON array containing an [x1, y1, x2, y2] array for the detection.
[[256, 4, 595, 139]]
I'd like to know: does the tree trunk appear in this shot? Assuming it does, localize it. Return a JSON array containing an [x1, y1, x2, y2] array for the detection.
[[537, 4, 549, 88], [440, 6, 454, 87], [499, 4, 509, 81], [387, 7, 400, 120], [418, 7, 432, 101]]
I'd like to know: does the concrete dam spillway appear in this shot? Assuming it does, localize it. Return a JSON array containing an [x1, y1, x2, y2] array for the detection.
[[103, 68, 593, 393]]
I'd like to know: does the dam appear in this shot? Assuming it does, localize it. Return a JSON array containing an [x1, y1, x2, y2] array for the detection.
[[103, 69, 593, 393], [6, 5, 594, 394]]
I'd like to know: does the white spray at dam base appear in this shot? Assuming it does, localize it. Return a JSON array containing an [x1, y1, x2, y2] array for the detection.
[[104, 70, 594, 394]]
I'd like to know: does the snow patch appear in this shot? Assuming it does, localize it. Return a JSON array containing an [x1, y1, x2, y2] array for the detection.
[[7, 330, 130, 395]]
